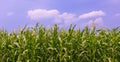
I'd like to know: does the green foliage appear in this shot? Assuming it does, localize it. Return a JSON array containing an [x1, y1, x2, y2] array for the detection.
[[0, 24, 120, 62]]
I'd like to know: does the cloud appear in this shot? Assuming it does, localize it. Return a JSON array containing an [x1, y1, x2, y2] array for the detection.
[[7, 12, 14, 16], [79, 10, 105, 19], [28, 9, 60, 20], [86, 17, 103, 27], [27, 9, 105, 27], [27, 9, 79, 24], [59, 13, 79, 24]]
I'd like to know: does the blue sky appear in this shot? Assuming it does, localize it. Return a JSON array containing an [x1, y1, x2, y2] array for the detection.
[[0, 0, 120, 31]]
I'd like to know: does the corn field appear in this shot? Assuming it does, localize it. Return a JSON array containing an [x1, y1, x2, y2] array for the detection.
[[0, 24, 120, 62]]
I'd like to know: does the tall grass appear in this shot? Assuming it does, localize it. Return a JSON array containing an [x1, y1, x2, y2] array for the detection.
[[0, 24, 120, 62]]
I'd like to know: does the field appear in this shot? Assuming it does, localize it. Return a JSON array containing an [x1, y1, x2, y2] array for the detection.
[[0, 24, 120, 62]]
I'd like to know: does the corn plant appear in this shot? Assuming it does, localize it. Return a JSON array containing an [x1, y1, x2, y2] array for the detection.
[[0, 24, 120, 62]]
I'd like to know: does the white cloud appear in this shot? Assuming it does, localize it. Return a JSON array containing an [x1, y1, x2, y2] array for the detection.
[[27, 9, 79, 24], [7, 12, 14, 16], [28, 9, 60, 20], [59, 13, 79, 24], [79, 10, 105, 19], [27, 9, 105, 27], [86, 17, 103, 27]]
